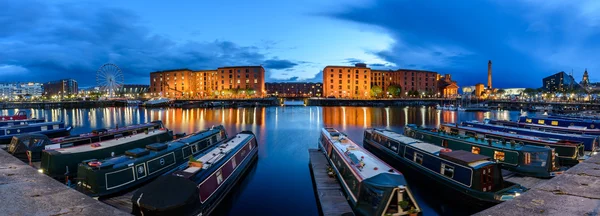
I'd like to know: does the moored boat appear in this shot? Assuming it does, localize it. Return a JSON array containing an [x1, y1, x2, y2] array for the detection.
[[364, 128, 526, 204], [0, 111, 29, 121], [460, 121, 588, 163], [0, 121, 72, 145], [40, 125, 173, 179], [131, 131, 258, 216], [487, 119, 600, 151], [7, 121, 166, 162], [405, 124, 560, 177], [319, 128, 421, 216], [518, 116, 600, 129], [77, 125, 227, 197]]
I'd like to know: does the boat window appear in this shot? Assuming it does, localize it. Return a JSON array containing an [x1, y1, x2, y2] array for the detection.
[[53, 125, 59, 129], [523, 152, 549, 167], [191, 144, 198, 153], [526, 118, 532, 123], [472, 146, 480, 154], [414, 153, 423, 164], [551, 121, 559, 126], [41, 126, 47, 131], [442, 140, 448, 148], [538, 120, 544, 125], [232, 157, 237, 168], [494, 151, 505, 161], [441, 163, 454, 178], [216, 170, 223, 184]]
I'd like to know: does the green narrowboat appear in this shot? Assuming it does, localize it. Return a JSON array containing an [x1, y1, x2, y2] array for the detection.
[[40, 124, 173, 180], [405, 124, 560, 178], [77, 125, 227, 197]]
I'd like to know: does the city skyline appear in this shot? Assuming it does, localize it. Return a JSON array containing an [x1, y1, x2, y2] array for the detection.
[[2, 0, 599, 88]]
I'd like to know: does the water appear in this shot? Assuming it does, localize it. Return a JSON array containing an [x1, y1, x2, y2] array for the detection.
[[1, 106, 523, 215]]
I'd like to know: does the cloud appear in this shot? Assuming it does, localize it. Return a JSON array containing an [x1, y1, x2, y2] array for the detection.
[[0, 0, 299, 86], [262, 59, 298, 70], [327, 0, 600, 87]]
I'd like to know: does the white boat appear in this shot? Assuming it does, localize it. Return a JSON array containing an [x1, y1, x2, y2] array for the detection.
[[142, 98, 172, 107]]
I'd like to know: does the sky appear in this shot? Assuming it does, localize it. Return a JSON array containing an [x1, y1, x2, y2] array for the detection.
[[1, 0, 599, 88]]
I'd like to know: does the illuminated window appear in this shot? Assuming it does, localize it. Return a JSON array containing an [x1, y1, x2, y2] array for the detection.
[[526, 118, 532, 123], [538, 120, 545, 124], [216, 170, 223, 184], [472, 146, 480, 154], [524, 152, 531, 165], [551, 121, 559, 126], [494, 151, 505, 161]]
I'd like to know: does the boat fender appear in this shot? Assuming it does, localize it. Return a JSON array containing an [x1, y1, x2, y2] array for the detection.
[[88, 161, 102, 167], [440, 148, 452, 153]]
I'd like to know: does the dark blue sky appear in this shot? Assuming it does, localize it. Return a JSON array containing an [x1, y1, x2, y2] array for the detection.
[[1, 0, 598, 88]]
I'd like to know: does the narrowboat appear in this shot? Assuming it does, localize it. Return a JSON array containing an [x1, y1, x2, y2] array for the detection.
[[405, 124, 560, 178], [77, 125, 227, 197], [0, 121, 72, 144], [319, 128, 421, 216], [364, 128, 526, 204], [453, 122, 585, 165], [7, 121, 166, 162], [518, 116, 600, 129], [487, 119, 599, 151], [131, 131, 258, 216], [40, 125, 173, 179], [0, 118, 45, 127], [0, 111, 29, 121]]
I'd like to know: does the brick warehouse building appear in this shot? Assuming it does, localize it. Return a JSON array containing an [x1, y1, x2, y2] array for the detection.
[[323, 63, 458, 98], [265, 82, 322, 97], [149, 66, 265, 99]]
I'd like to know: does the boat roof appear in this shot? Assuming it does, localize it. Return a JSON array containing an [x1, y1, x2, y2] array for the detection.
[[178, 133, 252, 176], [372, 128, 494, 168], [51, 122, 161, 143], [474, 121, 596, 138], [323, 128, 401, 180], [440, 150, 491, 167], [0, 121, 63, 129], [443, 124, 562, 145], [48, 130, 169, 154]]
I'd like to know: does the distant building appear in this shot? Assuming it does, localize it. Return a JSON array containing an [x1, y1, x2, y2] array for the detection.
[[44, 79, 78, 97], [543, 71, 580, 92], [265, 82, 322, 97], [437, 74, 459, 98], [322, 63, 452, 98], [488, 60, 493, 89], [502, 88, 525, 96], [149, 66, 266, 98], [116, 84, 149, 96]]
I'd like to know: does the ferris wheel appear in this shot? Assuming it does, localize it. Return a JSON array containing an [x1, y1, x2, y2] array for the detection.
[[96, 63, 124, 98]]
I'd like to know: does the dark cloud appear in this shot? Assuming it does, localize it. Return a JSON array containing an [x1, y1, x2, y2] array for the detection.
[[262, 59, 298, 70], [0, 1, 298, 86], [344, 58, 364, 65], [329, 0, 600, 88]]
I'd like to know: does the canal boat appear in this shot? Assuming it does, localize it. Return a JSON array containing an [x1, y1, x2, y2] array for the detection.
[[40, 125, 173, 179], [76, 125, 227, 197], [131, 131, 258, 216], [518, 116, 600, 129], [0, 117, 45, 127], [7, 121, 167, 162], [405, 124, 560, 178], [363, 128, 526, 204], [318, 127, 422, 216], [453, 122, 585, 165], [487, 119, 599, 151], [0, 121, 72, 145], [0, 111, 29, 121]]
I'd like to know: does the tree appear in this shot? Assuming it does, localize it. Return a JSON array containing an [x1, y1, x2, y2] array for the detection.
[[370, 86, 383, 98], [387, 85, 402, 97]]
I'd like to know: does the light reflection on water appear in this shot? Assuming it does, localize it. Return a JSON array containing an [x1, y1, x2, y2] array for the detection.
[[2, 106, 521, 216]]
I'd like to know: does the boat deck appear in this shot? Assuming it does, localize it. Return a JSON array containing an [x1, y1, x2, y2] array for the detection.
[[308, 149, 354, 216], [52, 129, 168, 154], [467, 121, 594, 138], [445, 124, 569, 145], [324, 128, 399, 180]]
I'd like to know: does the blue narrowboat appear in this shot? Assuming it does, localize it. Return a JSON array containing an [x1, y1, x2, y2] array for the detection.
[[77, 125, 227, 197], [0, 118, 45, 127], [518, 116, 600, 129], [0, 121, 72, 144], [131, 131, 258, 216], [407, 124, 561, 178], [364, 128, 526, 204], [7, 121, 166, 162], [487, 119, 599, 151]]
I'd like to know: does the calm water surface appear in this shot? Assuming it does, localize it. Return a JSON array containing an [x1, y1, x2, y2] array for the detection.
[[1, 106, 523, 216]]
